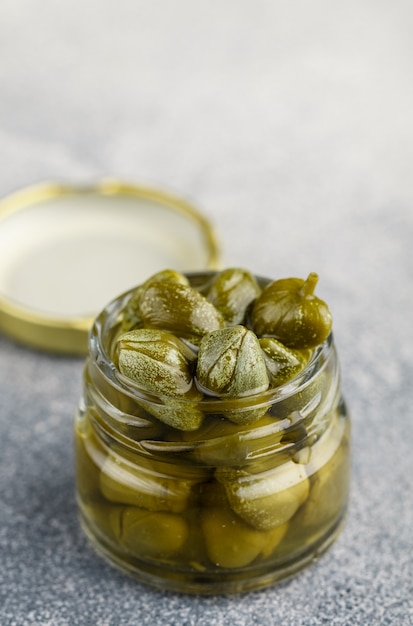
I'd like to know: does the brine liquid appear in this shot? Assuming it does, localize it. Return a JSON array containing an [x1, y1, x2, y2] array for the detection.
[[74, 401, 350, 594]]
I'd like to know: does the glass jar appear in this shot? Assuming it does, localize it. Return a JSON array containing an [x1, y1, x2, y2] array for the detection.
[[74, 272, 350, 594]]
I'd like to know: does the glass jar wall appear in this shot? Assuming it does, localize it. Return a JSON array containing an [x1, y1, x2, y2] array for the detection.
[[74, 273, 350, 594]]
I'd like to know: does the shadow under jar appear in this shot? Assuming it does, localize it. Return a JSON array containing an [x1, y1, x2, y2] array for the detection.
[[74, 272, 350, 595]]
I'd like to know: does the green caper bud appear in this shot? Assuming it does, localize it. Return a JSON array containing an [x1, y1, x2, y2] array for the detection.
[[259, 337, 310, 386], [121, 269, 190, 332], [205, 267, 261, 325], [196, 326, 269, 398], [137, 397, 204, 432], [100, 450, 199, 512], [201, 504, 288, 569], [216, 460, 309, 530], [116, 328, 203, 430], [281, 413, 349, 550], [251, 273, 332, 349], [117, 328, 197, 396], [196, 326, 270, 424], [297, 412, 350, 530], [181, 413, 286, 466], [138, 281, 225, 343], [111, 506, 188, 559]]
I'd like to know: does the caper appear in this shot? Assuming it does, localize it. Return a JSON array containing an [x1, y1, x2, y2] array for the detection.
[[216, 460, 309, 530], [201, 504, 288, 569], [297, 412, 350, 530], [259, 337, 311, 386], [181, 413, 287, 466], [116, 328, 204, 430], [251, 273, 332, 349], [121, 269, 190, 332], [137, 281, 225, 343], [100, 451, 200, 512], [117, 329, 197, 395], [111, 506, 188, 559], [196, 326, 269, 398], [205, 267, 261, 325], [138, 396, 204, 431], [196, 326, 270, 424]]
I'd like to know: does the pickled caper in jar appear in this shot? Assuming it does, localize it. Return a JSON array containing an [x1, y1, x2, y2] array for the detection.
[[116, 328, 197, 396], [100, 452, 199, 513], [251, 273, 332, 349], [181, 413, 288, 466], [196, 326, 268, 397], [196, 325, 270, 424], [137, 280, 225, 343], [110, 506, 189, 559], [216, 460, 309, 530], [296, 410, 350, 532], [201, 504, 288, 569], [116, 328, 204, 430], [137, 396, 205, 432], [75, 408, 107, 501], [205, 267, 261, 325], [121, 269, 190, 333], [259, 337, 310, 386]]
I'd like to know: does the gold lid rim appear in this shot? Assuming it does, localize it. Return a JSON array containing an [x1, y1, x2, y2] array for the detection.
[[0, 179, 220, 355]]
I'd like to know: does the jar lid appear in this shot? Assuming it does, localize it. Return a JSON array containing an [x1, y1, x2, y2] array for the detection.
[[0, 180, 219, 354]]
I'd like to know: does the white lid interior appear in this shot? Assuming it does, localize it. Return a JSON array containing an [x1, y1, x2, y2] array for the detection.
[[0, 187, 214, 319]]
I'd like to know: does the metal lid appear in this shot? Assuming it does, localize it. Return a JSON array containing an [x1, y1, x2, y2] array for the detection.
[[0, 180, 219, 355]]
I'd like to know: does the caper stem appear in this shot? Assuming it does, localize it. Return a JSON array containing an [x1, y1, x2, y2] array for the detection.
[[300, 272, 319, 297]]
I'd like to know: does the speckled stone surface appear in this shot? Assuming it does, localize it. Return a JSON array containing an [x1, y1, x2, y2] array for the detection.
[[1, 2, 413, 624]]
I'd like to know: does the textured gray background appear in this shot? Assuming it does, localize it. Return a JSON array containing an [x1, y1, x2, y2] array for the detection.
[[1, 1, 413, 625]]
